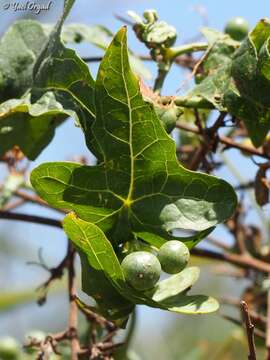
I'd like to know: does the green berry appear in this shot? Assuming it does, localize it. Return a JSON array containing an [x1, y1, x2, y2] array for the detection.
[[224, 17, 249, 41], [158, 241, 190, 274], [121, 251, 161, 291], [0, 337, 19, 360]]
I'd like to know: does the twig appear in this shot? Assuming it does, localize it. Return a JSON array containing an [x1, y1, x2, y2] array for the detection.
[[221, 314, 265, 339], [114, 13, 134, 26], [81, 54, 197, 69], [204, 236, 230, 251], [2, 198, 25, 211], [241, 301, 257, 360], [176, 122, 270, 160], [221, 297, 266, 324], [188, 113, 226, 170], [266, 284, 270, 360], [191, 248, 270, 273], [67, 245, 80, 360], [15, 190, 67, 214], [0, 211, 62, 228]]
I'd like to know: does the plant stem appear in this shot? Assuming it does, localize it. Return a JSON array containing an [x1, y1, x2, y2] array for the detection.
[[174, 96, 214, 109], [266, 279, 270, 360], [15, 190, 67, 214], [67, 245, 80, 360], [153, 67, 170, 93], [191, 248, 270, 273], [241, 301, 257, 360], [166, 42, 208, 60]]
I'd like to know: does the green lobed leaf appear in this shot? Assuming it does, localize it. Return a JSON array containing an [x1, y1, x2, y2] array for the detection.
[[187, 19, 270, 146], [31, 27, 237, 243], [224, 18, 270, 146], [0, 0, 94, 159], [64, 214, 219, 315], [0, 20, 47, 102], [188, 32, 238, 111], [42, 22, 152, 80], [31, 27, 236, 317], [33, 0, 98, 158], [0, 92, 71, 159]]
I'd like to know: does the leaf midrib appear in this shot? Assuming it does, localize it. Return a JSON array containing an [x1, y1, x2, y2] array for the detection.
[[120, 33, 134, 205]]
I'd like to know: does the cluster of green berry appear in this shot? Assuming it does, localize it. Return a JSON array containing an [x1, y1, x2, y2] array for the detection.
[[121, 241, 190, 291]]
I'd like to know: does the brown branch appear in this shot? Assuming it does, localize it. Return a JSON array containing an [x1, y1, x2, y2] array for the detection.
[[204, 236, 230, 251], [2, 198, 25, 211], [15, 190, 67, 214], [176, 122, 270, 160], [67, 245, 80, 360], [191, 248, 270, 273], [221, 297, 266, 324], [266, 285, 270, 360], [82, 54, 196, 69], [221, 314, 265, 339], [188, 113, 226, 170], [241, 301, 257, 360], [0, 211, 62, 228]]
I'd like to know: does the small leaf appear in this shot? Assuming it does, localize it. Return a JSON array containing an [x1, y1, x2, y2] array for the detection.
[[146, 267, 200, 302], [130, 10, 177, 48], [159, 294, 219, 314]]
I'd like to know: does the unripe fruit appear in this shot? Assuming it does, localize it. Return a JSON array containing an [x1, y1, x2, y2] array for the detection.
[[224, 17, 249, 41], [155, 106, 182, 133], [157, 241, 190, 274], [121, 251, 161, 291], [0, 337, 19, 360]]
